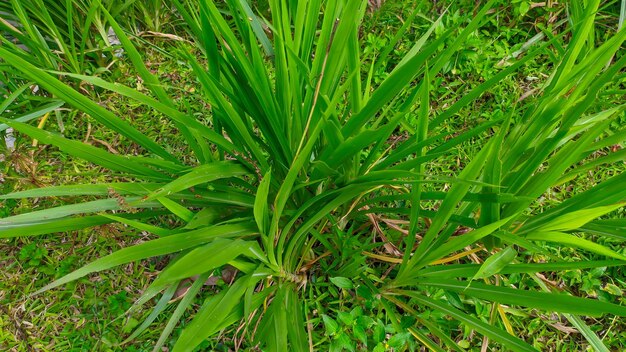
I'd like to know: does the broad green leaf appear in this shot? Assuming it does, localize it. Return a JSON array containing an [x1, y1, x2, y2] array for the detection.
[[154, 238, 263, 284], [100, 214, 175, 237], [0, 211, 165, 238], [322, 314, 339, 335], [526, 231, 626, 261], [417, 278, 626, 316], [254, 170, 272, 236], [0, 183, 162, 199], [536, 203, 624, 232], [581, 219, 626, 241], [34, 223, 256, 294], [0, 182, 254, 207], [521, 173, 626, 234], [0, 118, 170, 179], [330, 277, 354, 290], [183, 208, 221, 230], [155, 197, 194, 222], [139, 162, 248, 202], [0, 197, 160, 225], [417, 260, 624, 278], [470, 247, 517, 281]]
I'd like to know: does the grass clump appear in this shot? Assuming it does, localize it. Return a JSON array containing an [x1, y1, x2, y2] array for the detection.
[[1, 0, 626, 351]]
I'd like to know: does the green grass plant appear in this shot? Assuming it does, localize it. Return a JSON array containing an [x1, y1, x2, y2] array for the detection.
[[1, 0, 625, 351]]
